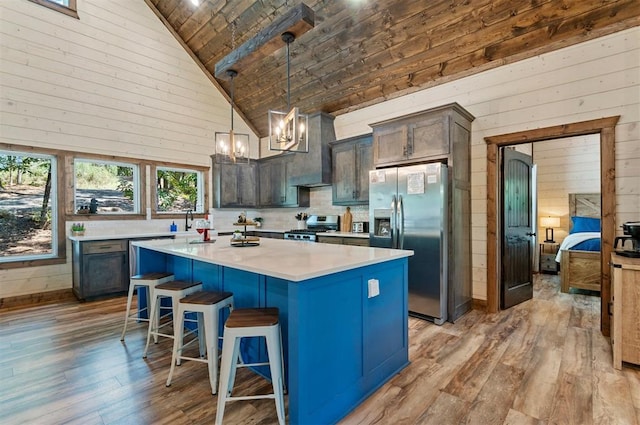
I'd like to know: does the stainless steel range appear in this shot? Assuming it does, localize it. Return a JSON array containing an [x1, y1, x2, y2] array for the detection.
[[284, 215, 339, 242]]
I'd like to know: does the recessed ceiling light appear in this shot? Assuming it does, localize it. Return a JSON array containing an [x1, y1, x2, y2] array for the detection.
[[190, 0, 200, 6]]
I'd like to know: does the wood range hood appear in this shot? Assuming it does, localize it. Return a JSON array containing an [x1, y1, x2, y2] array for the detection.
[[289, 111, 336, 187]]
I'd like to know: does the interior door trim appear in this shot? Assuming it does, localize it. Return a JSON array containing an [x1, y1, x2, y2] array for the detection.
[[485, 116, 619, 336]]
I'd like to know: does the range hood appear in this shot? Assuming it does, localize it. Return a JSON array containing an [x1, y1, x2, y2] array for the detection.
[[289, 112, 335, 187]]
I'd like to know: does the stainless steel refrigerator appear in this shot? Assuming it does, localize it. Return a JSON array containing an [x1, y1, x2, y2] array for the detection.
[[369, 163, 448, 324]]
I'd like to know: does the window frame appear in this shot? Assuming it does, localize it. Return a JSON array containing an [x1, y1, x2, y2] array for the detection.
[[27, 0, 79, 19], [151, 165, 206, 217], [0, 146, 66, 269], [73, 158, 141, 215], [151, 164, 208, 218]]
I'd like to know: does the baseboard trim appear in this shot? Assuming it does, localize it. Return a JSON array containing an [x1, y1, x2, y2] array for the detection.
[[0, 289, 76, 311], [472, 298, 488, 312]]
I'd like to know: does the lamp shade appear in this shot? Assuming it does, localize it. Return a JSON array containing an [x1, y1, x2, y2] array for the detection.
[[540, 216, 560, 228]]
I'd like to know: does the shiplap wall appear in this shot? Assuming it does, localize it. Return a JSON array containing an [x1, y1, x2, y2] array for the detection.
[[0, 0, 257, 298], [334, 27, 639, 300], [535, 135, 601, 245], [1, 1, 638, 300]]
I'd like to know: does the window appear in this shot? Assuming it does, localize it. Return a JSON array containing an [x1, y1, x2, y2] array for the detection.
[[0, 150, 58, 262], [28, 0, 78, 18], [74, 159, 140, 214], [155, 167, 204, 214]]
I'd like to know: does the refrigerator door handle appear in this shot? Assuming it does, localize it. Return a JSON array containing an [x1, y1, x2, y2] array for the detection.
[[390, 195, 397, 249], [398, 194, 405, 249]]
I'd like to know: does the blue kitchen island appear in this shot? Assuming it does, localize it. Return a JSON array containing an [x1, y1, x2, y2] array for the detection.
[[132, 237, 412, 425]]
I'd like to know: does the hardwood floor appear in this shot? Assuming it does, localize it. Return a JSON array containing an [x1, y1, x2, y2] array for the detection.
[[0, 274, 638, 425]]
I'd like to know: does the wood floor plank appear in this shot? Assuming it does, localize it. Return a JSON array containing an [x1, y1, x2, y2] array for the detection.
[[547, 372, 593, 425], [593, 369, 639, 425], [464, 362, 525, 425], [502, 408, 546, 425], [511, 346, 563, 421], [1, 275, 637, 425]]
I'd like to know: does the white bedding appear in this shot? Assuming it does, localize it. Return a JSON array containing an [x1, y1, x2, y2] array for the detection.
[[555, 232, 601, 263]]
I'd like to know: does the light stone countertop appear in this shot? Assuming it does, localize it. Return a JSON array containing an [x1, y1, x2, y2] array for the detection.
[[68, 230, 196, 242], [132, 237, 412, 282]]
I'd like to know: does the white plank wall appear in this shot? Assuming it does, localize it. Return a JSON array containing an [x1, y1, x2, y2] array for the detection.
[[535, 135, 601, 246], [0, 0, 257, 298], [0, 1, 638, 300], [335, 27, 640, 301]]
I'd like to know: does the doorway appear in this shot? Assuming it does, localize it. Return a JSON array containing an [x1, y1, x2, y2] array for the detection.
[[485, 116, 619, 335]]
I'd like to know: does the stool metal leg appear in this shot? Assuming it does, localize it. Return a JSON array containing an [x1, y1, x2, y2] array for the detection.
[[166, 303, 185, 387], [120, 282, 138, 341], [203, 308, 218, 394], [266, 326, 286, 425], [216, 334, 240, 425], [142, 293, 162, 358]]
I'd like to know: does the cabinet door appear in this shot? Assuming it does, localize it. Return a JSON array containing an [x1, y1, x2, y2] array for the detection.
[[237, 163, 257, 207], [409, 115, 448, 160], [83, 251, 128, 297], [333, 144, 357, 204], [355, 141, 373, 203], [282, 160, 299, 207], [219, 163, 240, 207], [373, 125, 408, 165], [258, 162, 273, 206]]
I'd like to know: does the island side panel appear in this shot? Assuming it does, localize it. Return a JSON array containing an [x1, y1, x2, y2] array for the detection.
[[286, 258, 409, 425]]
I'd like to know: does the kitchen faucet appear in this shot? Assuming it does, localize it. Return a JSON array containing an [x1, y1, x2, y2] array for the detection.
[[185, 210, 193, 231]]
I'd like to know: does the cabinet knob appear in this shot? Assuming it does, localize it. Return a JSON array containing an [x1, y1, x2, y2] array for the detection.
[[526, 232, 536, 236]]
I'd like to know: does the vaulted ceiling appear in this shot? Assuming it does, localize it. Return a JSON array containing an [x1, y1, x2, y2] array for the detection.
[[145, 0, 639, 137]]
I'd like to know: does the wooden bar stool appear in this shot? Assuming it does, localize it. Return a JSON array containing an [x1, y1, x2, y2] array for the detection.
[[142, 280, 202, 358], [120, 272, 174, 341], [166, 290, 234, 394], [215, 308, 286, 425]]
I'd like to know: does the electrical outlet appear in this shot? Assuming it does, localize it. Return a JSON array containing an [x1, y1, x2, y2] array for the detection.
[[368, 279, 380, 298]]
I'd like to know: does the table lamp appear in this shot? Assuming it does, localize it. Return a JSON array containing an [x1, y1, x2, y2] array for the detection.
[[540, 216, 560, 243]]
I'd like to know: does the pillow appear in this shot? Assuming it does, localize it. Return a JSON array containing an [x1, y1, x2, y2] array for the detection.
[[570, 216, 601, 234]]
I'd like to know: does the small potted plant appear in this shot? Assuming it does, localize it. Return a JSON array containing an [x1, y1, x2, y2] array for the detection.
[[71, 223, 85, 236], [254, 217, 263, 228]]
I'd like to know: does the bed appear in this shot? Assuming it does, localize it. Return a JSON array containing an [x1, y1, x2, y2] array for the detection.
[[556, 193, 601, 293]]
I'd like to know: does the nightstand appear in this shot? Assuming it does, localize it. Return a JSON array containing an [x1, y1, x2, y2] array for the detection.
[[539, 242, 559, 274]]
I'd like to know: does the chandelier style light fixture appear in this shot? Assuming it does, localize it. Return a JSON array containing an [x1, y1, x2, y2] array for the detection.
[[215, 69, 249, 162], [268, 32, 308, 152]]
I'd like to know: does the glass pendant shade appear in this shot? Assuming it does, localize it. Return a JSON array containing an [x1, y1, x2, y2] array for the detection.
[[215, 130, 249, 161], [268, 107, 308, 152]]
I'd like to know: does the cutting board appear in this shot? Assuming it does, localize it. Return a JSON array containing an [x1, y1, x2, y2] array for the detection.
[[341, 207, 352, 233]]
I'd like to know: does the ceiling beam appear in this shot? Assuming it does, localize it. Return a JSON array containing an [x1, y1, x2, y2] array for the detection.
[[214, 2, 315, 80]]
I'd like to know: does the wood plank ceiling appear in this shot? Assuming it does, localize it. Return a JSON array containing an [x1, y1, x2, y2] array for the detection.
[[146, 0, 640, 137]]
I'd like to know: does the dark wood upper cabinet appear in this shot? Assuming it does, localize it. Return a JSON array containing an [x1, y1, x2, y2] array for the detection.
[[212, 155, 258, 208], [258, 155, 304, 208], [331, 134, 373, 205]]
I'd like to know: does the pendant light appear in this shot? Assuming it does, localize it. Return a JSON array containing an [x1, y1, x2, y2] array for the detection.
[[268, 32, 308, 152], [215, 69, 249, 162]]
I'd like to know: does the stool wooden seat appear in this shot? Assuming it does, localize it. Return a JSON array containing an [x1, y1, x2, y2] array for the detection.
[[120, 272, 174, 341], [166, 290, 234, 394], [143, 280, 202, 358], [215, 307, 285, 425]]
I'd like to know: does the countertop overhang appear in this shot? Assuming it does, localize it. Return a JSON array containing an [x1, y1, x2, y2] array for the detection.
[[132, 237, 412, 282]]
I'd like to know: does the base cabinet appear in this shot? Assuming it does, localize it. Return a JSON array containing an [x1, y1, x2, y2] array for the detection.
[[317, 235, 369, 246], [72, 239, 128, 300], [611, 254, 640, 369]]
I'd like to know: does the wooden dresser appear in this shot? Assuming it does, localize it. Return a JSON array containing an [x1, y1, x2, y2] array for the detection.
[[610, 253, 640, 369]]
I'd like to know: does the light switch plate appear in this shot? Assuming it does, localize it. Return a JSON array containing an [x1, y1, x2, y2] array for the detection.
[[368, 279, 380, 298]]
